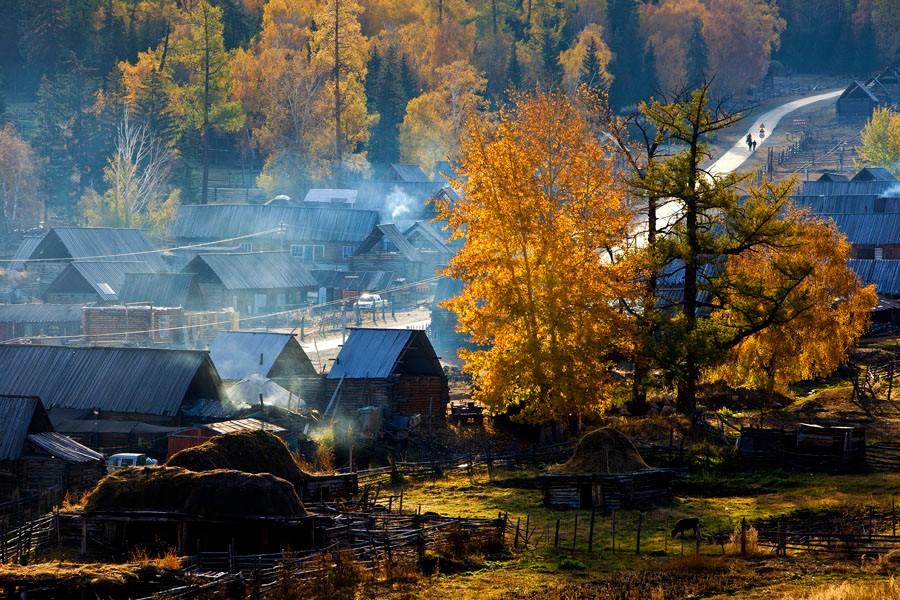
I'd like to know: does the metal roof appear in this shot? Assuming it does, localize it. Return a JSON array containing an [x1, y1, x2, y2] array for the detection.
[[404, 221, 453, 256], [203, 418, 286, 435], [26, 432, 103, 463], [0, 345, 224, 416], [852, 167, 895, 182], [820, 214, 900, 245], [801, 180, 900, 196], [119, 272, 204, 309], [0, 395, 51, 460], [839, 80, 880, 102], [0, 304, 83, 324], [354, 224, 423, 262], [848, 259, 900, 296], [43, 261, 156, 301], [817, 173, 850, 182], [171, 204, 379, 244], [390, 164, 429, 182], [9, 236, 42, 270], [183, 253, 317, 290], [209, 331, 315, 380], [433, 277, 464, 304], [28, 227, 167, 271], [792, 195, 900, 214], [310, 270, 397, 292], [303, 189, 358, 204], [327, 328, 444, 379], [53, 419, 182, 435]]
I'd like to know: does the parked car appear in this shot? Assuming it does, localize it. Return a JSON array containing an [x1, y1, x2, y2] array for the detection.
[[355, 293, 386, 309], [107, 452, 158, 473]]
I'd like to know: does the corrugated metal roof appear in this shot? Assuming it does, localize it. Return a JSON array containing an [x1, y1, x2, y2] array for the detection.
[[119, 273, 204, 309], [28, 228, 167, 271], [54, 419, 182, 435], [303, 189, 358, 204], [817, 173, 850, 182], [183, 253, 317, 290], [0, 304, 83, 324], [848, 259, 900, 295], [171, 204, 379, 243], [354, 180, 446, 210], [404, 221, 453, 256], [327, 328, 443, 379], [390, 164, 429, 182], [9, 236, 42, 270], [433, 277, 464, 304], [793, 195, 900, 214], [26, 432, 103, 463], [355, 224, 423, 262], [0, 395, 50, 460], [203, 418, 285, 435], [209, 331, 315, 380], [801, 180, 900, 196], [821, 214, 900, 245], [61, 261, 157, 301], [852, 167, 895, 182], [0, 345, 224, 416], [310, 270, 397, 292]]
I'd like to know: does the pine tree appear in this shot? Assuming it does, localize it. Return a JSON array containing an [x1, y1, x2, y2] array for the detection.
[[505, 43, 522, 94], [540, 30, 562, 88], [368, 44, 405, 166], [642, 42, 659, 99], [606, 0, 645, 109], [365, 46, 382, 114], [578, 38, 602, 91], [684, 17, 708, 88], [400, 54, 419, 103]]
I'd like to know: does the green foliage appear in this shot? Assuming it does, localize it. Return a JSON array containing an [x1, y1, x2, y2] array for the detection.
[[856, 107, 900, 177]]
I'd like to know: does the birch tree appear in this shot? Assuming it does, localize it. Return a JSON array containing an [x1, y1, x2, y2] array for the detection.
[[0, 125, 43, 234]]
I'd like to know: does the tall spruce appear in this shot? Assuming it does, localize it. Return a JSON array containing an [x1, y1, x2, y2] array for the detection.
[[606, 0, 645, 109], [684, 17, 708, 88], [578, 38, 602, 91], [368, 44, 406, 166]]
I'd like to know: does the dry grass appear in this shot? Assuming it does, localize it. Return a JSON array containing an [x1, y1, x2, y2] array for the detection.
[[0, 561, 143, 587], [787, 577, 900, 600], [128, 546, 183, 569], [58, 488, 90, 512], [725, 523, 759, 556]]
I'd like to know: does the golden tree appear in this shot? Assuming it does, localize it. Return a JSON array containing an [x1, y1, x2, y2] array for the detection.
[[438, 92, 636, 423], [856, 106, 900, 177], [709, 208, 876, 401]]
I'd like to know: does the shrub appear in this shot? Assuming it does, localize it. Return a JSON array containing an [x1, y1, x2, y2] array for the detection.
[[726, 523, 759, 556]]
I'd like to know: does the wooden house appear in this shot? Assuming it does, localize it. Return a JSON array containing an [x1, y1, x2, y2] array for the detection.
[[403, 220, 454, 277], [118, 272, 205, 310], [389, 164, 430, 183], [208, 331, 318, 397], [0, 304, 82, 342], [350, 223, 424, 280], [9, 227, 167, 299], [302, 189, 358, 206], [309, 270, 400, 305], [0, 345, 230, 452], [837, 80, 880, 121], [321, 328, 448, 424], [43, 260, 157, 304], [170, 204, 379, 269], [0, 395, 104, 500], [182, 253, 317, 314]]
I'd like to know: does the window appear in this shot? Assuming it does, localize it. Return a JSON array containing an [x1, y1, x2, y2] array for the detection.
[[875, 247, 884, 260], [290, 244, 303, 258], [302, 245, 324, 263], [342, 245, 356, 260], [239, 242, 253, 252]]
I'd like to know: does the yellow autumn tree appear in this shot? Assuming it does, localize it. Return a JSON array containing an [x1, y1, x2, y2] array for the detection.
[[708, 207, 876, 401], [856, 106, 900, 177], [640, 0, 708, 93], [399, 60, 486, 174], [559, 24, 613, 95], [438, 91, 636, 423]]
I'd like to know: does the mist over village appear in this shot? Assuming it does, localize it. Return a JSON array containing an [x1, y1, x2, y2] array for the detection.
[[1, 0, 900, 598]]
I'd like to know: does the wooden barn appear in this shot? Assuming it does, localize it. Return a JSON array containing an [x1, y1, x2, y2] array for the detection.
[[0, 303, 82, 342], [0, 345, 230, 453], [403, 220, 454, 278], [349, 224, 424, 280], [166, 418, 287, 457], [739, 423, 866, 472], [536, 470, 675, 511], [43, 260, 158, 304], [182, 252, 318, 314], [322, 328, 449, 424], [0, 395, 104, 501], [118, 272, 205, 310], [309, 269, 400, 305], [837, 80, 880, 121]]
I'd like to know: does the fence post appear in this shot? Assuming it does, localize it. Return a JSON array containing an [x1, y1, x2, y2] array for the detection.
[[514, 517, 520, 549], [741, 517, 747, 557], [572, 513, 578, 551], [524, 513, 530, 550], [399, 489, 403, 514], [893, 496, 896, 537], [635, 513, 642, 555], [554, 519, 560, 548], [611, 511, 616, 553], [665, 517, 668, 554], [588, 509, 596, 552]]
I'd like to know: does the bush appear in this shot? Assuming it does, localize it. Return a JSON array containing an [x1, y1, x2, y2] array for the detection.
[[726, 522, 759, 556]]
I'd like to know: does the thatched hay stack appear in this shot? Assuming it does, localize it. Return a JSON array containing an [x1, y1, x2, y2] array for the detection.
[[167, 429, 308, 489], [550, 428, 649, 474], [84, 466, 305, 517]]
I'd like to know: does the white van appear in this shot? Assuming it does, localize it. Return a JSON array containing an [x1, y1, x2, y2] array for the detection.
[[106, 453, 158, 472]]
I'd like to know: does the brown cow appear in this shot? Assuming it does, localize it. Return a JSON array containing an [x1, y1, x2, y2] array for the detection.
[[671, 517, 700, 538]]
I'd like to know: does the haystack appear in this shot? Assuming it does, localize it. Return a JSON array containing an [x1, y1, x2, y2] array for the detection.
[[84, 466, 305, 518], [550, 428, 649, 474], [167, 429, 308, 489]]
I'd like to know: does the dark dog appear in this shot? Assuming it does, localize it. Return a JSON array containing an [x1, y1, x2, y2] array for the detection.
[[671, 517, 700, 538]]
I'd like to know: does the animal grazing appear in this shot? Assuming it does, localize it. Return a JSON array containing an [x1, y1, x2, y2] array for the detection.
[[671, 517, 701, 538]]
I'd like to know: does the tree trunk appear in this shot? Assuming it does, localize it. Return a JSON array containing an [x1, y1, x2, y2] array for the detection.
[[629, 358, 649, 415], [676, 376, 696, 415], [334, 0, 343, 187]]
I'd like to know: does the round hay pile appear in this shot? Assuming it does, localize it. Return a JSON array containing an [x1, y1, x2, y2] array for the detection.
[[84, 466, 305, 517], [550, 428, 649, 474], [167, 430, 308, 489]]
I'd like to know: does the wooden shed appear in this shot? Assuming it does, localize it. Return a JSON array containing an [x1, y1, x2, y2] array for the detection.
[[166, 418, 286, 457], [0, 395, 104, 501], [208, 331, 317, 397], [739, 423, 866, 472], [537, 470, 675, 511], [837, 80, 880, 121], [322, 328, 449, 424], [0, 303, 82, 342]]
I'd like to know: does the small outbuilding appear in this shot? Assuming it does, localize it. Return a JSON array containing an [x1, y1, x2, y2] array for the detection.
[[739, 422, 866, 472], [208, 331, 317, 397], [0, 395, 104, 500], [322, 328, 449, 424], [0, 303, 83, 342], [166, 417, 287, 457]]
